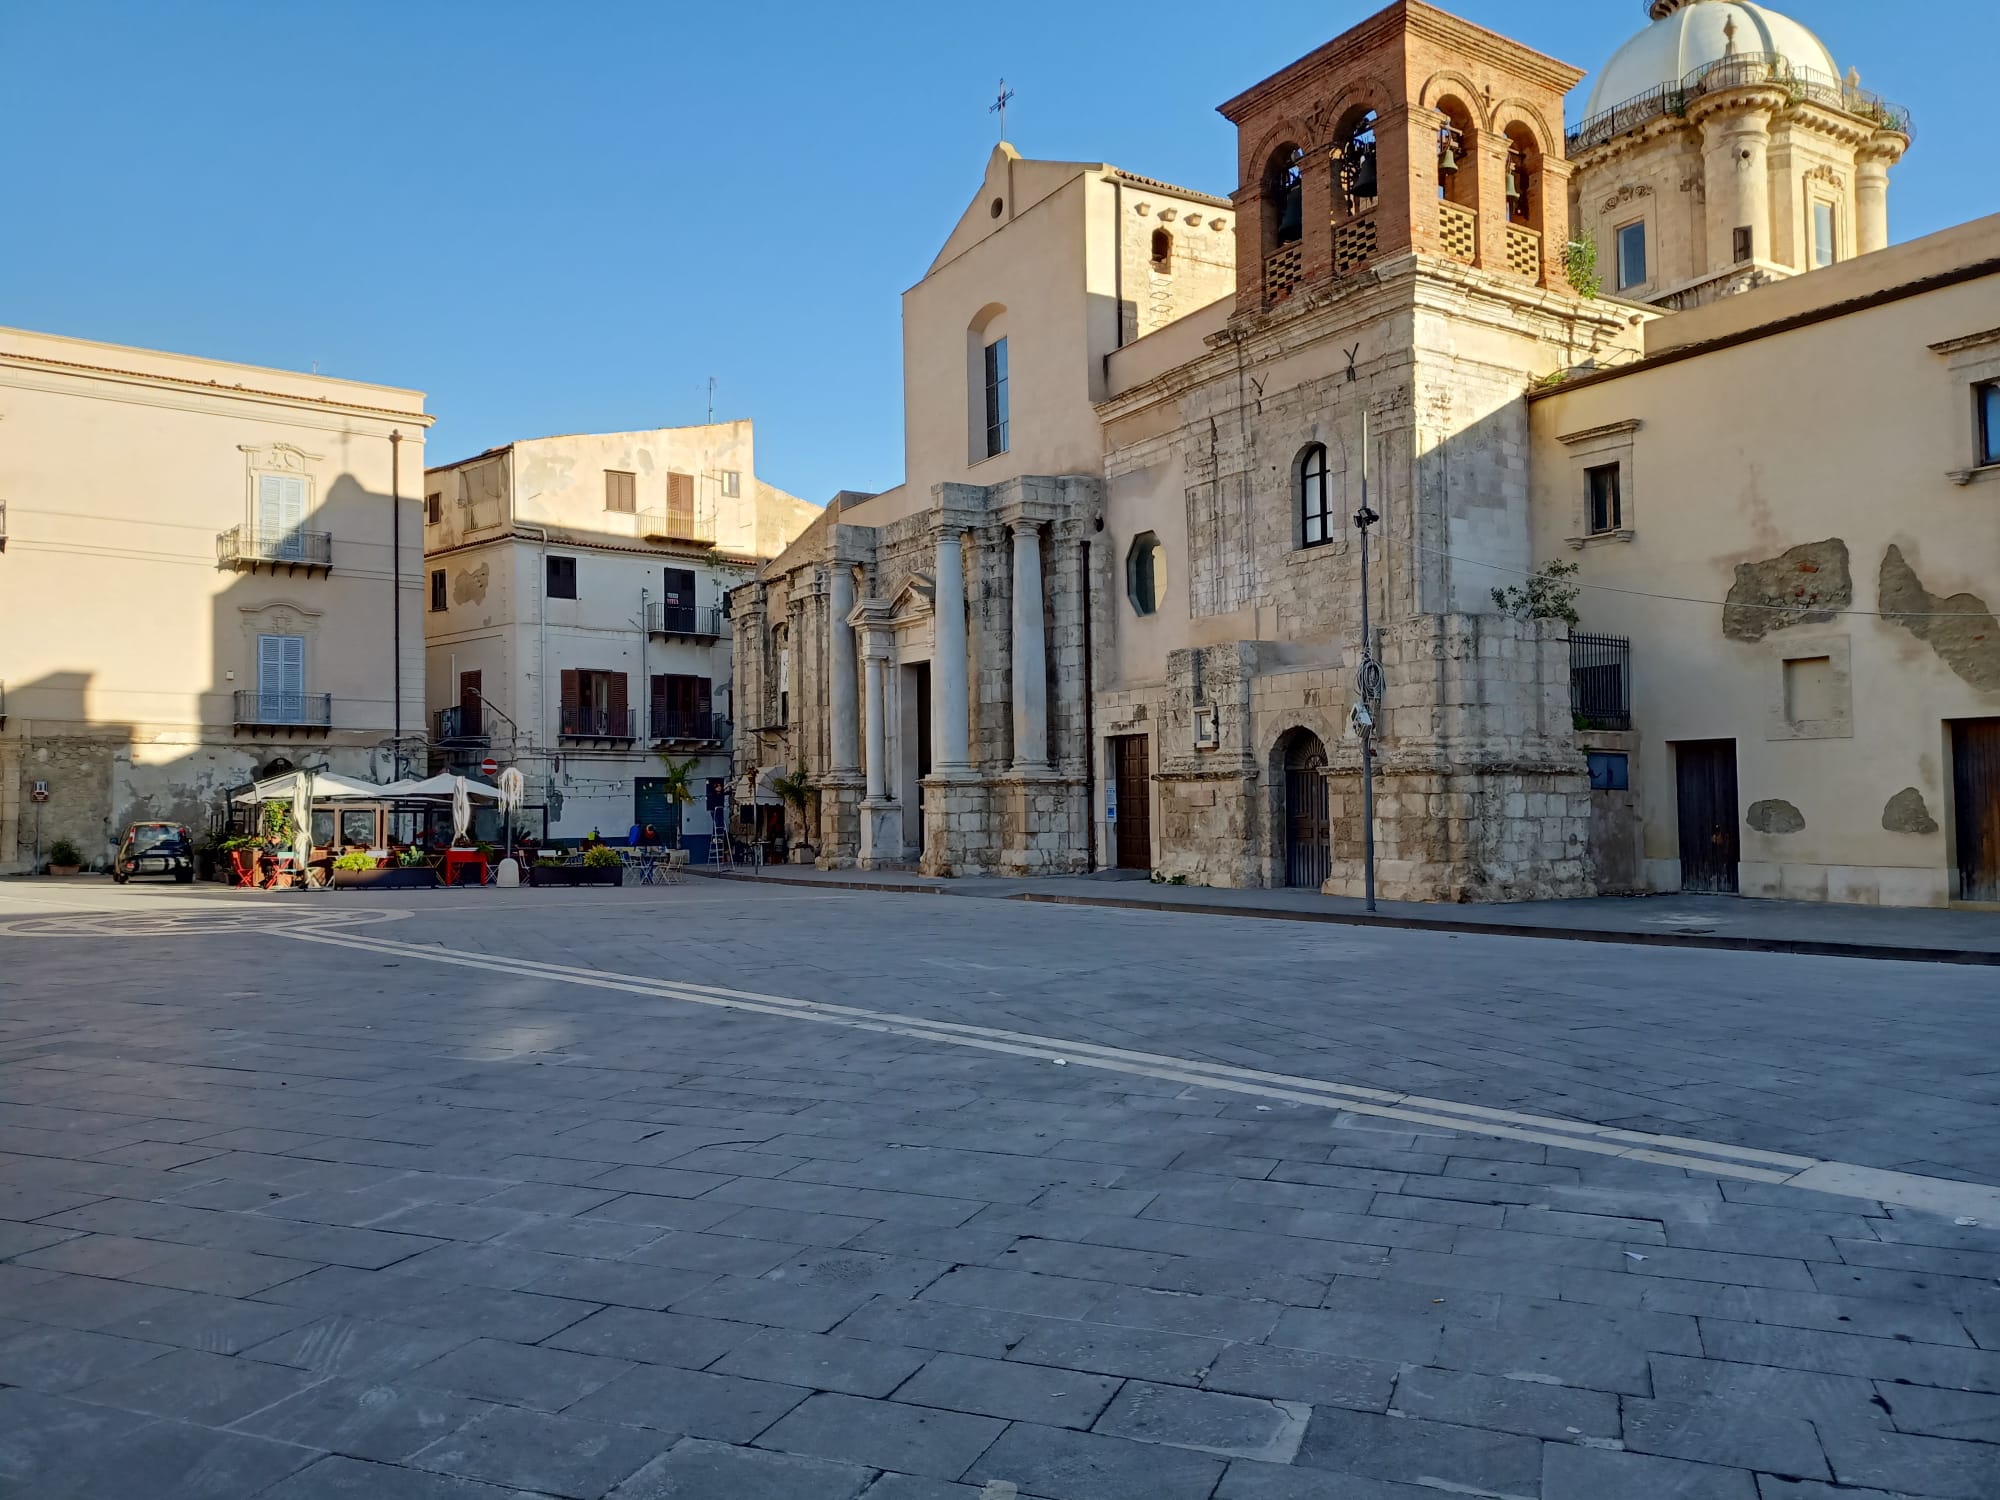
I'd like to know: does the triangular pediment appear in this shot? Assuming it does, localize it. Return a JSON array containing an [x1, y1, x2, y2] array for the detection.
[[888, 574, 935, 624]]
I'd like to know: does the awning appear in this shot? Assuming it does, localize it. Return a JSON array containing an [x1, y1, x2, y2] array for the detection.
[[735, 766, 783, 807], [231, 770, 389, 805], [375, 773, 505, 801]]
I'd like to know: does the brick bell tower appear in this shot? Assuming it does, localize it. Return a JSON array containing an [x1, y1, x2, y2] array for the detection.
[[1220, 0, 1584, 315]]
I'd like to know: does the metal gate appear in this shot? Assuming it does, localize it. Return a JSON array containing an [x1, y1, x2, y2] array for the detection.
[[1284, 733, 1330, 889], [1109, 735, 1151, 870], [1953, 719, 2000, 902], [1675, 739, 1740, 894]]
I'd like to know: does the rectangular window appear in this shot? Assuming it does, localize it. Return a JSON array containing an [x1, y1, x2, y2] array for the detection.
[[1813, 201, 1836, 268], [1980, 381, 2000, 467], [256, 633, 305, 723], [257, 473, 307, 561], [1784, 655, 1837, 723], [1733, 226, 1753, 264], [719, 470, 741, 498], [547, 555, 577, 599], [604, 469, 636, 513], [1616, 221, 1647, 290], [426, 491, 442, 524], [429, 569, 446, 612], [983, 337, 1010, 458], [1586, 463, 1622, 534], [1587, 752, 1630, 792], [665, 471, 695, 536]]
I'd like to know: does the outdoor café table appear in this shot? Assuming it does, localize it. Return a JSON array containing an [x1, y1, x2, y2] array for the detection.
[[443, 848, 489, 887]]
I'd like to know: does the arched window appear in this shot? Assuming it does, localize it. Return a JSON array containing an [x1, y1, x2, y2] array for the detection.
[[1126, 532, 1164, 616], [1298, 444, 1332, 548], [1505, 125, 1537, 225], [1267, 144, 1304, 248], [1150, 228, 1173, 271], [1336, 112, 1379, 219]]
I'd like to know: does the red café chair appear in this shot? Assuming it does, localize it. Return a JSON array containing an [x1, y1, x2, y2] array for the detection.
[[228, 850, 261, 888]]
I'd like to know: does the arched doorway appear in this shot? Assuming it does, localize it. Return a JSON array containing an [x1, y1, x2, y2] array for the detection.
[[1281, 729, 1330, 888]]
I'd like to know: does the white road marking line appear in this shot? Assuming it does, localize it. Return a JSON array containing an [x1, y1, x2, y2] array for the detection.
[[268, 925, 2000, 1220]]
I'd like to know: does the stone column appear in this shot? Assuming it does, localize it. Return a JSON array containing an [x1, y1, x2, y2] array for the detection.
[[1010, 520, 1049, 774], [932, 527, 973, 776], [828, 567, 859, 774], [862, 648, 887, 802], [1855, 137, 1903, 256]]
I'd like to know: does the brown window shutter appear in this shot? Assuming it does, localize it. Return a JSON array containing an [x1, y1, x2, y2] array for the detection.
[[667, 471, 694, 534], [560, 669, 580, 712], [608, 672, 628, 722], [697, 678, 712, 720], [605, 470, 636, 513]]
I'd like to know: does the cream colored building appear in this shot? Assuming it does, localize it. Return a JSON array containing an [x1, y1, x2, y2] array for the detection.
[[0, 326, 431, 872], [1531, 216, 2000, 906], [422, 422, 816, 849], [736, 0, 1997, 908]]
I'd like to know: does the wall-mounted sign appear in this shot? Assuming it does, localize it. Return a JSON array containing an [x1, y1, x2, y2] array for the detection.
[[29, 781, 48, 804], [1193, 706, 1219, 751]]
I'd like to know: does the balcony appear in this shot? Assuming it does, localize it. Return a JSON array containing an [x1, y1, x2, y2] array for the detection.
[[637, 509, 715, 547], [1569, 633, 1632, 731], [559, 706, 637, 743], [1263, 242, 1303, 303], [1505, 223, 1541, 280], [1438, 201, 1476, 264], [433, 705, 488, 743], [1333, 213, 1378, 275], [233, 690, 333, 735], [646, 602, 726, 640], [650, 708, 728, 748], [1568, 51, 1912, 156], [218, 525, 333, 576]]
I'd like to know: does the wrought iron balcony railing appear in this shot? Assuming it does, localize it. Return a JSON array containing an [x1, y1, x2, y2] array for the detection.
[[1569, 633, 1632, 731], [559, 706, 637, 740], [233, 690, 333, 730], [645, 602, 726, 639], [649, 708, 728, 744], [217, 525, 333, 574], [637, 509, 716, 545], [434, 705, 487, 742], [1569, 52, 1912, 155]]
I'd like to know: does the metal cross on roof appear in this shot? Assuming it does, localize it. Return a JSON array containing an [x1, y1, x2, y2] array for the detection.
[[990, 79, 1015, 140]]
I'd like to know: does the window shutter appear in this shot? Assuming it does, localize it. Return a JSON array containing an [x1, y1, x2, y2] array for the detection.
[[608, 672, 629, 734], [666, 472, 694, 534], [697, 677, 712, 723], [560, 669, 580, 713]]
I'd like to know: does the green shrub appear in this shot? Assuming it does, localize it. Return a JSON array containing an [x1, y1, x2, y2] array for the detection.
[[333, 851, 375, 871], [582, 845, 622, 868], [47, 839, 81, 868]]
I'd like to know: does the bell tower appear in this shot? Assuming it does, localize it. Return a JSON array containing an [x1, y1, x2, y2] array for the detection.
[[1219, 0, 1585, 315]]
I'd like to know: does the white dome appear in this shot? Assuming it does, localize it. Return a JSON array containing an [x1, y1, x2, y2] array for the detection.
[[1583, 1, 1839, 121]]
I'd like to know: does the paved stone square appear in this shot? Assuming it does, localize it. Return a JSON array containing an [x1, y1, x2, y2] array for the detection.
[[0, 878, 1995, 1499]]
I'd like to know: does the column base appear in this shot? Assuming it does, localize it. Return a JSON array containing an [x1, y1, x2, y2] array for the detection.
[[858, 798, 905, 870], [920, 774, 992, 877], [816, 774, 864, 869], [994, 772, 1088, 878]]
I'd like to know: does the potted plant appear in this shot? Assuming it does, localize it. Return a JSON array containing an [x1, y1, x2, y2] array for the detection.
[[530, 845, 625, 887], [655, 753, 698, 862], [46, 839, 82, 877], [330, 849, 440, 890], [771, 768, 817, 861]]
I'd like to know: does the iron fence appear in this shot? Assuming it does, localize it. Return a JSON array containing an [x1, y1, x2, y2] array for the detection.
[[645, 602, 725, 638], [233, 690, 332, 728], [1568, 51, 1910, 154], [560, 706, 637, 739], [217, 526, 333, 569], [1568, 633, 1631, 731]]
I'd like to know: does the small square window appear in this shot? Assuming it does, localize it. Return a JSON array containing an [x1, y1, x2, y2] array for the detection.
[[1978, 381, 2000, 467], [1586, 751, 1629, 792], [719, 470, 741, 498], [547, 555, 577, 599], [1784, 655, 1837, 723], [604, 470, 636, 514], [1733, 226, 1753, 264], [429, 570, 446, 612], [1616, 220, 1647, 290], [1586, 463, 1622, 535]]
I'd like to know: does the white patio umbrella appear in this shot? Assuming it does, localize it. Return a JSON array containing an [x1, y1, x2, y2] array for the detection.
[[497, 767, 525, 852], [451, 776, 472, 847], [291, 770, 314, 885]]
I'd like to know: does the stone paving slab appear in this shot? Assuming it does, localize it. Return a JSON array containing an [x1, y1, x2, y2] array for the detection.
[[0, 880, 1995, 1497]]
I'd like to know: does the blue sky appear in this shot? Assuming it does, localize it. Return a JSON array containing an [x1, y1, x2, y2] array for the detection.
[[3, 2, 1989, 504]]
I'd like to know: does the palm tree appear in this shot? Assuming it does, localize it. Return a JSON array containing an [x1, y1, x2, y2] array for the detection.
[[654, 753, 699, 853], [771, 768, 815, 854]]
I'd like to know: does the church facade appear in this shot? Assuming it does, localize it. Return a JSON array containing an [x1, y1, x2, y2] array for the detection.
[[734, 1, 2000, 907]]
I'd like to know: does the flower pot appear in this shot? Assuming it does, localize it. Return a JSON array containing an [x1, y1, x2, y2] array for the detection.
[[528, 864, 624, 888], [332, 866, 441, 890], [46, 865, 80, 877]]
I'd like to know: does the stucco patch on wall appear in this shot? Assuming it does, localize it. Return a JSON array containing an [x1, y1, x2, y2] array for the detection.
[[452, 563, 490, 605], [1878, 545, 2000, 693], [1722, 539, 1852, 643], [1746, 798, 1805, 834], [1881, 786, 1939, 835]]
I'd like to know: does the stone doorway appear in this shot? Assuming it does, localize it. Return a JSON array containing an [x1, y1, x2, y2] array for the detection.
[[1952, 718, 2000, 902], [1674, 739, 1740, 894], [1108, 734, 1151, 870], [1281, 729, 1330, 889], [899, 662, 931, 859]]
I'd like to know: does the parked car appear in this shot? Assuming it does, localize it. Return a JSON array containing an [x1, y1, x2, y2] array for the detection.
[[113, 822, 194, 884]]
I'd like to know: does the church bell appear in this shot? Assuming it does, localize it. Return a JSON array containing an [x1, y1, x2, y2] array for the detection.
[[1438, 138, 1461, 176], [1349, 145, 1378, 202]]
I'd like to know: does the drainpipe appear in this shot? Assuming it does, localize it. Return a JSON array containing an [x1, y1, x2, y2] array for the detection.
[[389, 430, 403, 776], [1079, 537, 1096, 870]]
